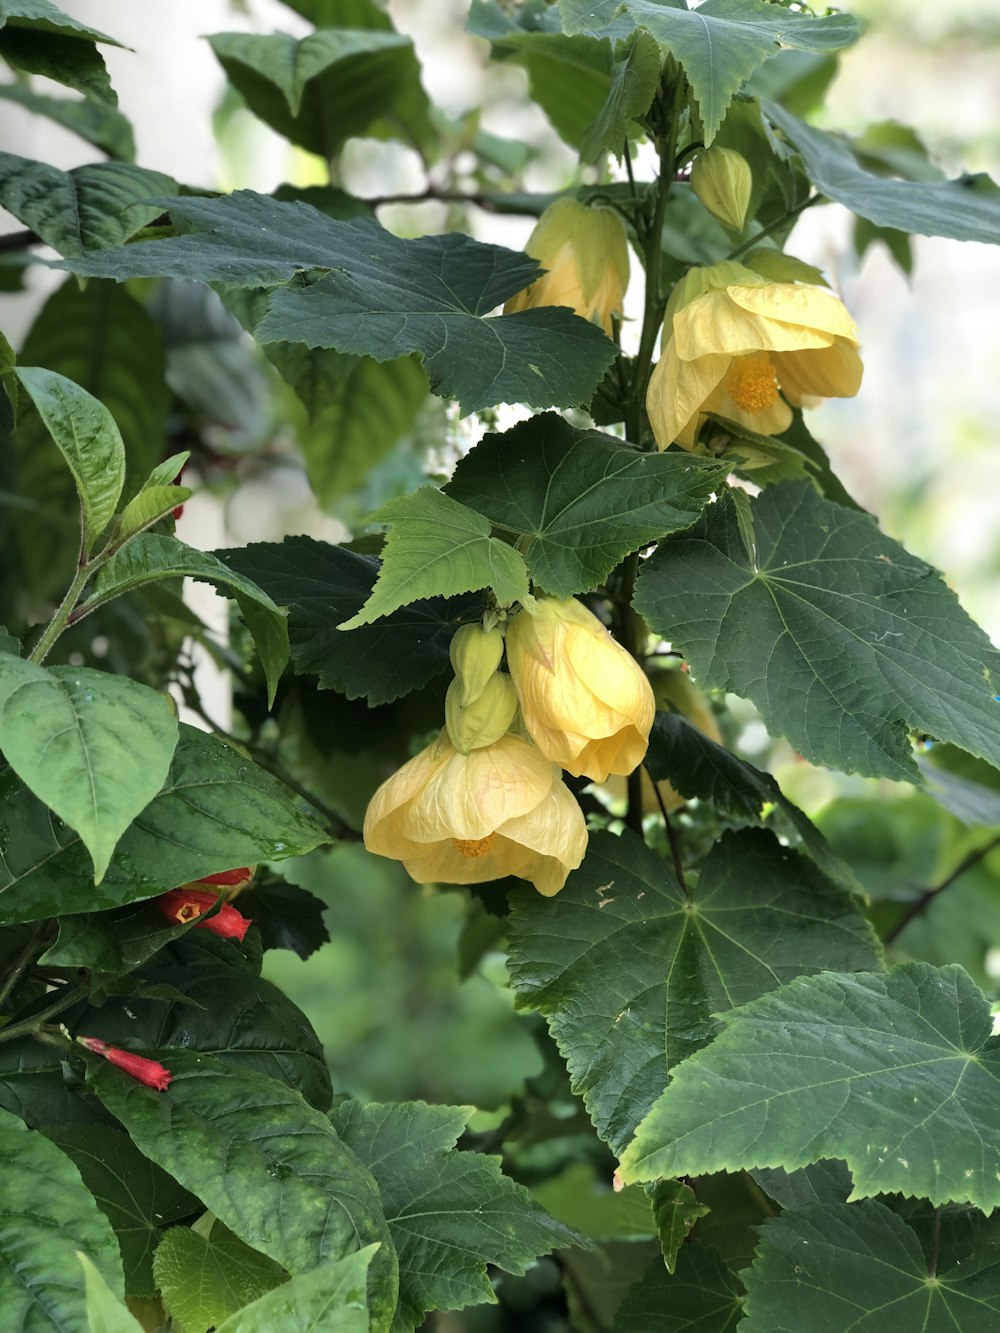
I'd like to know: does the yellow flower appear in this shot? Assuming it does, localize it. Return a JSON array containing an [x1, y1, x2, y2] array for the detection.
[[363, 730, 587, 896], [505, 597, 655, 783], [504, 198, 629, 336], [646, 261, 863, 450]]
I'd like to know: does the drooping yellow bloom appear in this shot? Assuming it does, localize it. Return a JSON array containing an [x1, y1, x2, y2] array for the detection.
[[363, 731, 587, 896], [646, 260, 863, 450], [505, 597, 655, 783], [504, 198, 630, 336]]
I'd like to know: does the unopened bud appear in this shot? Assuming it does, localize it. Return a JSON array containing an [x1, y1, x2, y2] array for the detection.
[[449, 624, 505, 706], [690, 146, 752, 232], [445, 673, 519, 754]]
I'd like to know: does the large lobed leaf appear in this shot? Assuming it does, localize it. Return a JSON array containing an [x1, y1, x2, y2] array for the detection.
[[152, 1221, 288, 1332], [445, 413, 727, 597], [622, 963, 1000, 1212], [330, 1098, 583, 1330], [634, 483, 1000, 782], [508, 827, 880, 1153], [57, 191, 617, 414]]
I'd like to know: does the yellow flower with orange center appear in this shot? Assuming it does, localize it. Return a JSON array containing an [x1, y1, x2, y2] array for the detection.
[[505, 596, 655, 783], [363, 730, 587, 896], [504, 198, 630, 336], [646, 260, 863, 450]]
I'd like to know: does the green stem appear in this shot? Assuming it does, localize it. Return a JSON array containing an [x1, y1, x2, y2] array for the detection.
[[0, 922, 51, 1011], [0, 982, 88, 1045], [884, 831, 1000, 947], [725, 195, 820, 262], [28, 559, 95, 664]]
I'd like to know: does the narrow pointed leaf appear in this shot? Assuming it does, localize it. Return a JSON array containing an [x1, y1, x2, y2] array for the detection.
[[580, 30, 660, 162]]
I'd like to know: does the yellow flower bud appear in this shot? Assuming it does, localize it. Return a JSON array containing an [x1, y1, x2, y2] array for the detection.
[[505, 597, 655, 783], [363, 730, 588, 896], [690, 146, 752, 232], [449, 623, 505, 706], [504, 198, 630, 336], [445, 672, 519, 754], [646, 260, 863, 451]]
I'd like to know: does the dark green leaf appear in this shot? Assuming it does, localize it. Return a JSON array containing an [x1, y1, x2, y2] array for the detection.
[[0, 85, 134, 158], [622, 963, 1000, 1212], [652, 1179, 709, 1274], [153, 1221, 288, 1331], [240, 881, 330, 960], [215, 1246, 376, 1333], [88, 1054, 398, 1329], [508, 828, 880, 1153], [634, 483, 1000, 782], [58, 192, 617, 414], [614, 1245, 744, 1332], [0, 154, 174, 255], [581, 30, 660, 162], [219, 537, 479, 705], [0, 31, 113, 104], [0, 725, 328, 925], [765, 100, 1000, 245], [84, 533, 289, 706], [740, 1200, 1000, 1332], [42, 1125, 198, 1298], [0, 1035, 108, 1127], [330, 1098, 583, 1330], [39, 898, 194, 974], [0, 1105, 125, 1328], [445, 413, 727, 597], [0, 656, 179, 882], [751, 1160, 852, 1210], [341, 489, 529, 628], [560, 0, 860, 144]]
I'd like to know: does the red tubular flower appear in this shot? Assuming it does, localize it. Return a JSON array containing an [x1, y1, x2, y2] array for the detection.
[[154, 887, 251, 942], [190, 866, 255, 895], [77, 1037, 172, 1091]]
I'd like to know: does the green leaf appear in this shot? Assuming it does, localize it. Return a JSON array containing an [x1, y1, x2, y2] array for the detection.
[[751, 1160, 853, 1210], [740, 1200, 1000, 1332], [15, 365, 126, 553], [0, 1036, 103, 1127], [88, 1054, 399, 1329], [329, 1098, 583, 1330], [341, 489, 529, 629], [43, 1126, 198, 1299], [645, 711, 859, 894], [239, 880, 330, 960], [79, 1253, 145, 1333], [218, 537, 478, 705], [153, 1222, 289, 1333], [653, 1179, 710, 1274], [115, 484, 190, 544], [216, 1245, 376, 1333], [530, 1162, 659, 1243], [0, 85, 134, 159], [560, 0, 859, 144], [508, 828, 880, 1154], [0, 0, 119, 45], [580, 30, 660, 162], [0, 0, 122, 104], [0, 655, 178, 882], [622, 963, 1000, 1211], [0, 725, 329, 925], [84, 533, 289, 706], [208, 27, 434, 158], [764, 100, 1000, 245], [0, 154, 174, 255], [634, 483, 1000, 782], [0, 1105, 125, 1328], [58, 192, 617, 414], [614, 1245, 745, 1332], [445, 413, 727, 597]]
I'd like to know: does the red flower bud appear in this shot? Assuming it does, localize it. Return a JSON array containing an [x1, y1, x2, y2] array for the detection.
[[154, 887, 251, 942], [193, 866, 255, 893], [77, 1037, 172, 1091]]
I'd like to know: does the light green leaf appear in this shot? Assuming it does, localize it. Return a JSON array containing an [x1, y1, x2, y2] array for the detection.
[[0, 1106, 125, 1329], [530, 1162, 659, 1243], [0, 724, 329, 925], [216, 1246, 377, 1333], [329, 1099, 583, 1330], [115, 485, 190, 544], [560, 0, 859, 143], [0, 654, 178, 882], [740, 1201, 1000, 1332], [16, 365, 125, 554], [0, 154, 174, 255], [653, 1179, 710, 1275], [445, 413, 727, 597], [508, 828, 881, 1154], [79, 1254, 145, 1333], [58, 192, 617, 415], [581, 30, 660, 162], [84, 533, 289, 706], [621, 963, 1000, 1211], [634, 483, 1000, 782], [153, 1222, 288, 1333], [765, 100, 1000, 245], [0, 84, 134, 158], [614, 1245, 745, 1332], [341, 489, 529, 629], [88, 1054, 399, 1330]]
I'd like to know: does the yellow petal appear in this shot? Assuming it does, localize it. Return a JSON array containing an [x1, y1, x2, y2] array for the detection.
[[646, 342, 730, 449], [498, 779, 589, 895], [701, 379, 793, 436], [774, 340, 864, 403], [726, 282, 860, 342], [674, 288, 837, 360], [363, 734, 451, 858]]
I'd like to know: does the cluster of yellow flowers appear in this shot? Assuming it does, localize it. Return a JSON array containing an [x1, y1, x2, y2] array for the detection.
[[364, 598, 655, 896]]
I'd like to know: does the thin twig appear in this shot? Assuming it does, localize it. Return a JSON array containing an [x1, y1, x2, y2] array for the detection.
[[884, 832, 1000, 946], [0, 922, 51, 1011], [648, 767, 689, 896], [725, 195, 820, 262], [0, 982, 88, 1045], [928, 1205, 943, 1279]]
